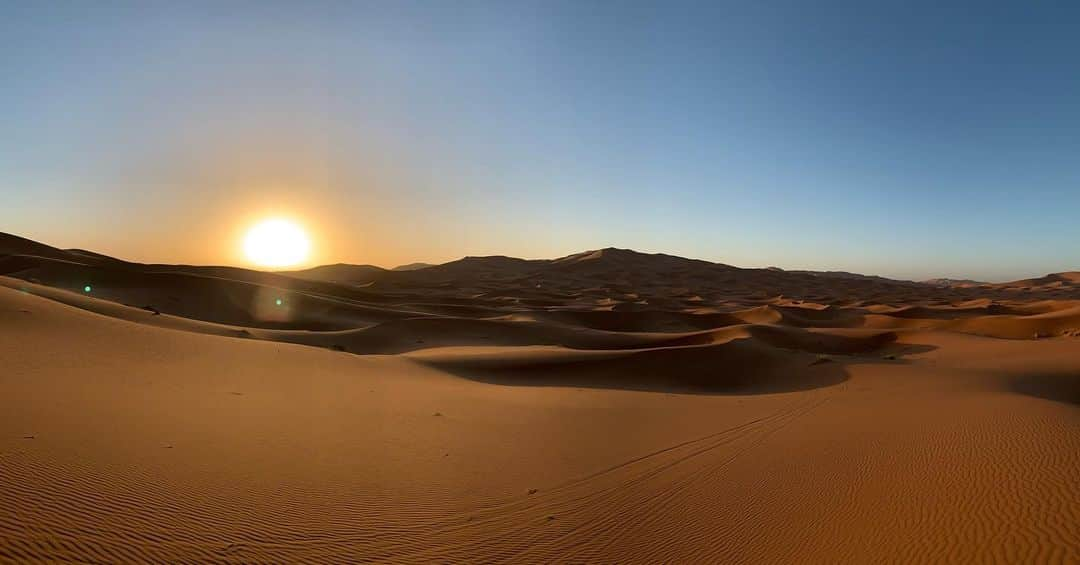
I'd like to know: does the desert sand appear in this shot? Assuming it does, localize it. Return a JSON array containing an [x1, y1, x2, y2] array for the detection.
[[1, 232, 1078, 563]]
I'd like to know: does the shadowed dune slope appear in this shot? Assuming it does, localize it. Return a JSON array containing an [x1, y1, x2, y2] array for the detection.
[[2, 284, 1079, 563], [407, 341, 850, 393], [1, 277, 898, 360], [2, 234, 1080, 562], [5, 233, 1080, 339]]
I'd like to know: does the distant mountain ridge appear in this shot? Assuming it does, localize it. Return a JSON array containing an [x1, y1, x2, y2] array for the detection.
[[392, 262, 435, 272], [283, 263, 387, 284], [781, 268, 917, 285], [2, 232, 1078, 295], [922, 278, 987, 288]]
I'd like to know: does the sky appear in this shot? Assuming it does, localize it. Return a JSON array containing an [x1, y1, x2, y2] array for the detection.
[[3, 0, 1079, 281]]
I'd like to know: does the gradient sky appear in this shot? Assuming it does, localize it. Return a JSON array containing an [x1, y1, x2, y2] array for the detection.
[[4, 1, 1079, 280]]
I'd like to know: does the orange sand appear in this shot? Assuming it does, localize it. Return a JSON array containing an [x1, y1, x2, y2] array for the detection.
[[1, 233, 1078, 562]]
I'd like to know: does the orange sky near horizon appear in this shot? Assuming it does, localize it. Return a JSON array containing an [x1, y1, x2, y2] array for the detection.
[[7, 2, 1080, 281]]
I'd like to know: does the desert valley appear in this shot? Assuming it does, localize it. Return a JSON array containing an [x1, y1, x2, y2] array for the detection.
[[1, 231, 1077, 562]]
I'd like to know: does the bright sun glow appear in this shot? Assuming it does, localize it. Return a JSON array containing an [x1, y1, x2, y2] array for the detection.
[[243, 218, 311, 267]]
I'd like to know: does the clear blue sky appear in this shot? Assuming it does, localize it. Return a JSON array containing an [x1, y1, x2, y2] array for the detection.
[[3, 0, 1079, 280]]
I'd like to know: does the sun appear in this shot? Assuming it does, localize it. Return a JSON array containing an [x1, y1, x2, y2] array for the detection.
[[243, 218, 311, 268]]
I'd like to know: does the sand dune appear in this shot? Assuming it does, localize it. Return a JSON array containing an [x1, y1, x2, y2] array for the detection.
[[2, 233, 1078, 562], [404, 329, 861, 393]]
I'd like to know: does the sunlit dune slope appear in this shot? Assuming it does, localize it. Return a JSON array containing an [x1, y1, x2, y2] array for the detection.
[[3, 280, 1079, 562], [2, 233, 1080, 562]]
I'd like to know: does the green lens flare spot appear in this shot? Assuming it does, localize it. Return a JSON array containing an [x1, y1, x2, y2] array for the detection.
[[275, 298, 283, 306], [83, 285, 92, 293]]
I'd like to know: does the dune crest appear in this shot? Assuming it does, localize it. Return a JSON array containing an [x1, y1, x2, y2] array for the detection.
[[2, 233, 1078, 562]]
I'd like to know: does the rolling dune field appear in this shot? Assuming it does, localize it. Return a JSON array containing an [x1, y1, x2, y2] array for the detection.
[[1, 233, 1078, 563]]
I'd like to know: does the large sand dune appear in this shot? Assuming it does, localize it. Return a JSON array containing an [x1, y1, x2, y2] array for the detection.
[[1, 232, 1078, 562]]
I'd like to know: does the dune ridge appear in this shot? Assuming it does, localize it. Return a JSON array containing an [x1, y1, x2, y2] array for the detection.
[[2, 232, 1078, 562]]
